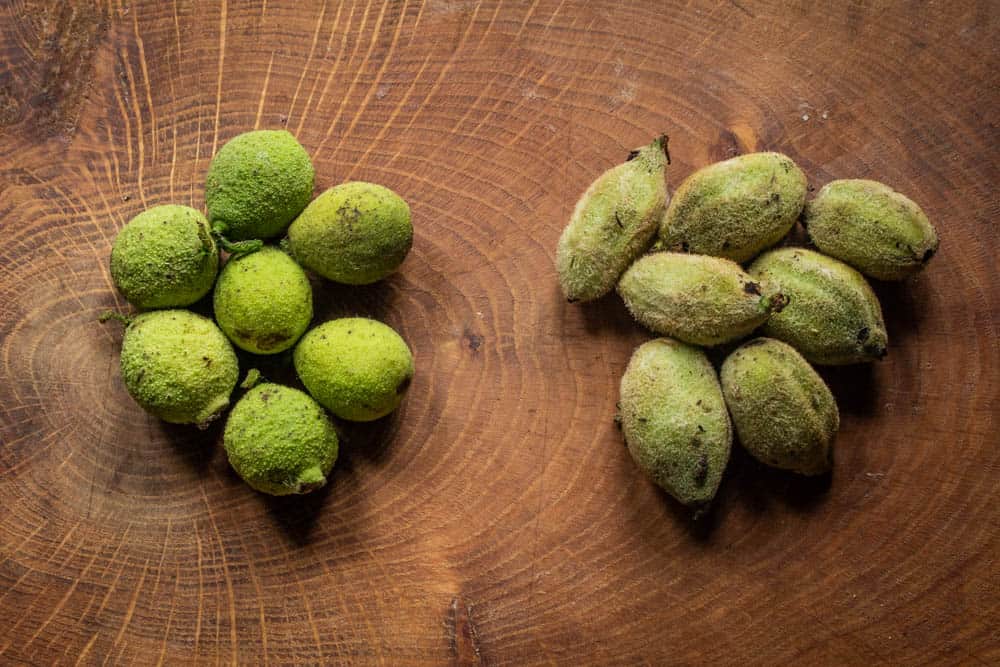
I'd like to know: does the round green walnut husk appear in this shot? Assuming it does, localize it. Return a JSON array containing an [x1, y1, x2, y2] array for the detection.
[[213, 246, 313, 354], [294, 318, 414, 422], [750, 247, 888, 365], [205, 130, 314, 241], [657, 151, 807, 263], [118, 310, 239, 427], [223, 384, 339, 496], [618, 338, 732, 511], [110, 204, 218, 309], [721, 338, 839, 475], [288, 182, 413, 285], [803, 179, 939, 281]]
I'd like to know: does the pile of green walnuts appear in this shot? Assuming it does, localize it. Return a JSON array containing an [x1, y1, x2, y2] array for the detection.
[[103, 130, 415, 496]]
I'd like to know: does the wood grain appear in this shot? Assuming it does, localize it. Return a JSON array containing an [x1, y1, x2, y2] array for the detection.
[[1, 1, 997, 664]]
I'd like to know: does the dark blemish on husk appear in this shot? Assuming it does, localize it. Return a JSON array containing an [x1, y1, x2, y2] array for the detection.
[[626, 149, 641, 161], [857, 327, 870, 343], [694, 453, 709, 486], [614, 211, 623, 229], [260, 391, 271, 403], [922, 247, 936, 262], [203, 356, 212, 367], [722, 240, 732, 250], [769, 293, 789, 312], [250, 331, 291, 350], [867, 342, 888, 359], [743, 281, 762, 296]]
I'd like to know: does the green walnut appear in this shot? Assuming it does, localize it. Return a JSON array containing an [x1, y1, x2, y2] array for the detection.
[[721, 338, 839, 475], [110, 204, 218, 309], [213, 246, 313, 354], [618, 252, 787, 346], [657, 152, 807, 262], [205, 130, 314, 244], [556, 135, 669, 303], [750, 248, 888, 365], [294, 318, 414, 421], [115, 310, 239, 427], [618, 338, 732, 511], [803, 179, 939, 280], [287, 182, 412, 285], [223, 383, 339, 495]]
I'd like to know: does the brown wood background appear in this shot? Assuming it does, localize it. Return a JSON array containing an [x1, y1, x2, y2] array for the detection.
[[1, 1, 997, 664]]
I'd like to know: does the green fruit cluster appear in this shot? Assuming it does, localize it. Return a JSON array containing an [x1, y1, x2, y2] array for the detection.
[[101, 129, 416, 497], [556, 138, 937, 512]]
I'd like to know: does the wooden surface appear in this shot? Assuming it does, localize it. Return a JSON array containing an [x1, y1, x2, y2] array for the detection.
[[1, 1, 997, 664]]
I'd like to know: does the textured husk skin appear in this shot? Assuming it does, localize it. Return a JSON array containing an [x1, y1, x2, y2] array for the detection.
[[213, 246, 313, 354], [294, 318, 414, 422], [721, 338, 839, 475], [803, 179, 939, 281], [750, 248, 888, 365], [556, 135, 669, 302], [223, 384, 339, 496], [619, 338, 732, 510], [110, 205, 218, 309], [205, 130, 314, 240], [657, 152, 807, 262], [617, 252, 786, 346], [287, 181, 412, 285], [119, 310, 239, 427]]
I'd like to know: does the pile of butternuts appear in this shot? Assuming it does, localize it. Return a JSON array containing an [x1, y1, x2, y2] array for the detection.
[[556, 136, 938, 513]]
